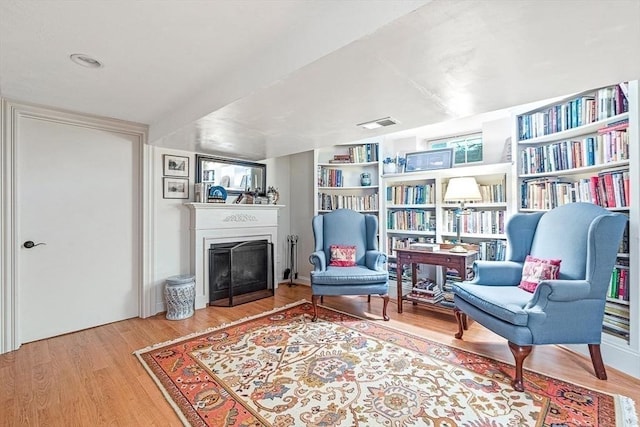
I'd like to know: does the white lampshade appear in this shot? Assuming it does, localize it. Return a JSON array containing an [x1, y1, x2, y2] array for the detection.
[[444, 177, 482, 202]]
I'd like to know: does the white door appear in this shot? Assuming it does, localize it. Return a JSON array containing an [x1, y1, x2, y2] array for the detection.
[[17, 115, 140, 343]]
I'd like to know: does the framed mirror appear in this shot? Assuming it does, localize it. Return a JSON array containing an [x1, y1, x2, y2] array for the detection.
[[195, 155, 266, 195]]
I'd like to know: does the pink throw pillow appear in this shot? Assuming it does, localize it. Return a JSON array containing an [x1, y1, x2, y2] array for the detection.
[[518, 255, 561, 293], [329, 245, 357, 267]]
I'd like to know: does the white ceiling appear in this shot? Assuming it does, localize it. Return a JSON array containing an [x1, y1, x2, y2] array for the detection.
[[2, 0, 639, 161]]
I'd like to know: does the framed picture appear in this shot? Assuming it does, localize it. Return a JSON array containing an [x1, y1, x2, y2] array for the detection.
[[163, 154, 189, 177], [163, 177, 189, 199], [404, 148, 454, 172]]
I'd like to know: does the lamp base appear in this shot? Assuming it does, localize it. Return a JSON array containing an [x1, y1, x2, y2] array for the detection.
[[449, 245, 468, 253]]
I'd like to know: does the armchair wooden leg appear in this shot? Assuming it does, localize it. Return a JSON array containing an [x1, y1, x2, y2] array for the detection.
[[588, 344, 608, 380], [311, 295, 321, 322], [367, 295, 371, 303], [454, 308, 467, 339], [508, 341, 532, 392], [381, 294, 390, 321], [320, 295, 324, 303]]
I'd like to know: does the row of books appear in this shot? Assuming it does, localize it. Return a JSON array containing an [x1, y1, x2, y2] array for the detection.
[[477, 240, 507, 261], [387, 261, 410, 281], [603, 318, 630, 340], [520, 168, 630, 210], [317, 167, 344, 187], [619, 223, 630, 253], [328, 144, 379, 164], [443, 209, 506, 235], [441, 280, 456, 306], [477, 182, 507, 203], [386, 183, 435, 205], [318, 193, 379, 211], [603, 299, 630, 339], [517, 83, 629, 140], [608, 265, 630, 301], [519, 127, 628, 175], [387, 210, 436, 232]]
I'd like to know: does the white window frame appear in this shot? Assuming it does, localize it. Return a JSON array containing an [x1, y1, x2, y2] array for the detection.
[[428, 132, 483, 165]]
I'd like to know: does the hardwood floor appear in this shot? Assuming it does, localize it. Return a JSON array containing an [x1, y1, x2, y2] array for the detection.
[[1, 284, 638, 426]]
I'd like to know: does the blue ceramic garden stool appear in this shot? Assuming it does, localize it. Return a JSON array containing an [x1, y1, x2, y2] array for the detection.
[[164, 274, 196, 320]]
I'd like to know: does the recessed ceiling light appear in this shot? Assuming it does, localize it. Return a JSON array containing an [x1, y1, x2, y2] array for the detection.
[[70, 53, 103, 68], [357, 116, 399, 130]]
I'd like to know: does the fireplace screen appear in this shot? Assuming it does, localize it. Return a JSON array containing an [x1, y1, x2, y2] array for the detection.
[[209, 239, 274, 307]]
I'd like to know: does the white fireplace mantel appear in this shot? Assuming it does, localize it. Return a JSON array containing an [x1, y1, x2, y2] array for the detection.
[[185, 203, 284, 309]]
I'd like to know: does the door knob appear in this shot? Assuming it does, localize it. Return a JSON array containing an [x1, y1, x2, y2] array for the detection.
[[23, 241, 46, 248]]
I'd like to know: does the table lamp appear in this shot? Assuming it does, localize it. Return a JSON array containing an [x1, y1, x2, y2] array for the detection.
[[443, 176, 482, 253]]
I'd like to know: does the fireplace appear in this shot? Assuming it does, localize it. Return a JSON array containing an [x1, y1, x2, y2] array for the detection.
[[186, 203, 283, 310], [209, 239, 274, 306]]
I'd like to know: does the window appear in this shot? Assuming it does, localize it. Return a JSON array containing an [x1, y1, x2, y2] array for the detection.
[[429, 132, 483, 165]]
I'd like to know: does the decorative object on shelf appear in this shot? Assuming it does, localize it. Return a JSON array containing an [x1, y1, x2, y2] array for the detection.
[[266, 186, 280, 204], [382, 156, 406, 174], [405, 148, 453, 172], [163, 177, 189, 199], [382, 157, 397, 174], [163, 154, 189, 177], [194, 182, 207, 203], [242, 190, 255, 204], [443, 176, 482, 253], [360, 172, 371, 186], [500, 137, 512, 162], [207, 185, 227, 203]]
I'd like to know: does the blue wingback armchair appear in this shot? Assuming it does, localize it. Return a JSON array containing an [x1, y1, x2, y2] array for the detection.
[[309, 209, 390, 321], [453, 203, 627, 391]]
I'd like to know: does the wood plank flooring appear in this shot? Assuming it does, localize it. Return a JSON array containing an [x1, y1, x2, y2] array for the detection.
[[1, 284, 638, 426]]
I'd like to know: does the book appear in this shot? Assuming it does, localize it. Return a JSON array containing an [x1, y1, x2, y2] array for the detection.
[[409, 243, 440, 252], [598, 119, 629, 133]]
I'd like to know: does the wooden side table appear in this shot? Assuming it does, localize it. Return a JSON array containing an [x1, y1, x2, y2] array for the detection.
[[395, 248, 478, 314]]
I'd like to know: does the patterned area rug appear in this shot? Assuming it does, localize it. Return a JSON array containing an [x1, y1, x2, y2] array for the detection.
[[135, 301, 638, 426]]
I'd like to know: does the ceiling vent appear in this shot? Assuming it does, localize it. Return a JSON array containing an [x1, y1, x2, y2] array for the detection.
[[357, 116, 399, 130]]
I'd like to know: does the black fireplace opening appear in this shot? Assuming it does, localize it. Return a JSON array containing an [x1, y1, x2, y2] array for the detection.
[[209, 239, 274, 307]]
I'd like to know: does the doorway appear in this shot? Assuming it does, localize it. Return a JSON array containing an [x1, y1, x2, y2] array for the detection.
[[2, 101, 147, 347]]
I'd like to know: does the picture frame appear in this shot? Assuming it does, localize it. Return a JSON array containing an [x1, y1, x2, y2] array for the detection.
[[163, 177, 189, 199], [404, 148, 454, 172], [163, 154, 189, 177]]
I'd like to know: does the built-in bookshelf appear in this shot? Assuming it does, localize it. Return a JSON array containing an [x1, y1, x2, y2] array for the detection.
[[314, 141, 381, 215], [385, 178, 437, 258], [381, 163, 513, 310], [514, 81, 638, 377]]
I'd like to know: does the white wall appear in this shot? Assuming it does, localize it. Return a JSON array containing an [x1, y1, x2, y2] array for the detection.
[[264, 155, 292, 282], [288, 151, 315, 284], [152, 147, 196, 313]]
